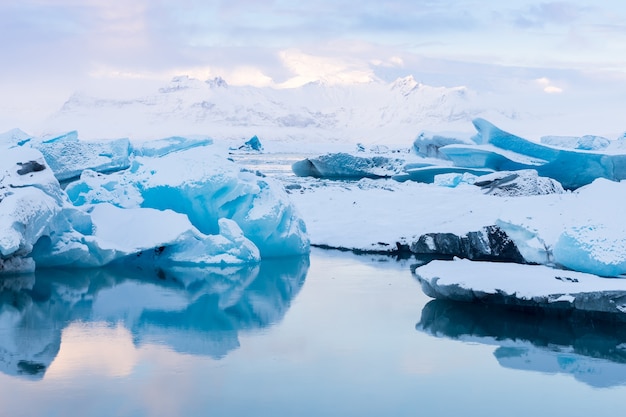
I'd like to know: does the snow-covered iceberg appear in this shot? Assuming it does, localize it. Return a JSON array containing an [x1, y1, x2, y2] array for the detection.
[[67, 144, 309, 258], [292, 152, 406, 179], [1, 133, 309, 273], [413, 258, 626, 317], [35, 137, 132, 182]]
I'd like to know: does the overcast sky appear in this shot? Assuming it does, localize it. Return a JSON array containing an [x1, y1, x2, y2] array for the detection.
[[2, 0, 626, 126]]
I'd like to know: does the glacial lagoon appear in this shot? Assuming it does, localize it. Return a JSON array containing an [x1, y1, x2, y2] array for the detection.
[[1, 249, 626, 417]]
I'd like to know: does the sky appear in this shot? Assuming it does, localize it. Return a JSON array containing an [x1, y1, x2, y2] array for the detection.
[[1, 0, 626, 128]]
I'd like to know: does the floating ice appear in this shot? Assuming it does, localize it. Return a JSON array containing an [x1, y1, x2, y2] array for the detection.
[[0, 128, 32, 147], [67, 145, 309, 258], [232, 135, 263, 152], [132, 135, 213, 158], [2, 137, 308, 273], [442, 118, 626, 189], [394, 165, 493, 183], [541, 134, 610, 151], [34, 137, 131, 182], [414, 258, 626, 317], [292, 152, 405, 179], [412, 130, 475, 159], [31, 204, 260, 268]]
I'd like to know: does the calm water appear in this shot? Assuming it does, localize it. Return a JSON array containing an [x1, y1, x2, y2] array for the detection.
[[1, 249, 626, 417]]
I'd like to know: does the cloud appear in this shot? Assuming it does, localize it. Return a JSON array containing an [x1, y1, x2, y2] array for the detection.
[[277, 49, 377, 87], [536, 77, 564, 93]]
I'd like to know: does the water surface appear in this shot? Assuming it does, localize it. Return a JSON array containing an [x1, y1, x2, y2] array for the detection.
[[1, 249, 625, 416]]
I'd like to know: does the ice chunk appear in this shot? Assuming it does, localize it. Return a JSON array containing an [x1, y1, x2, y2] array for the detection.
[[414, 258, 626, 316], [0, 128, 32, 147], [433, 172, 478, 187], [32, 204, 260, 268], [394, 166, 493, 183], [541, 135, 610, 151], [440, 143, 547, 171], [2, 144, 283, 272], [0, 148, 63, 265], [67, 146, 310, 258], [467, 118, 626, 189], [233, 135, 263, 152], [34, 137, 131, 182], [409, 226, 525, 263], [292, 152, 404, 179], [553, 225, 626, 277], [412, 131, 475, 159], [132, 135, 213, 158]]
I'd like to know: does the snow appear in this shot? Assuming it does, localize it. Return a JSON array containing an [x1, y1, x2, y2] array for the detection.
[[413, 258, 626, 315], [35, 137, 131, 182]]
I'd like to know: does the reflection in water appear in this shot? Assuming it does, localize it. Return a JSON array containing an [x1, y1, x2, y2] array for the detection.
[[0, 256, 309, 380], [417, 300, 626, 388]]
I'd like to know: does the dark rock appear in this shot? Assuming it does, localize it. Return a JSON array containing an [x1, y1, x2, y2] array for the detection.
[[410, 225, 525, 263], [16, 160, 46, 175]]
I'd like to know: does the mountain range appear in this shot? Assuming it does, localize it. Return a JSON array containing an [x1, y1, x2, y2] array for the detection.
[[40, 74, 623, 146]]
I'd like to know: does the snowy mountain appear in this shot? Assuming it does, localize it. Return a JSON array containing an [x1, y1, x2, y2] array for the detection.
[[46, 75, 520, 144]]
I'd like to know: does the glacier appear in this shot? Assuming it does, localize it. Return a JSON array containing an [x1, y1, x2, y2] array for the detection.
[[1, 133, 309, 274]]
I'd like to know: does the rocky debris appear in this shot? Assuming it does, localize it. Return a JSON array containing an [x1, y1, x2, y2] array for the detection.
[[409, 225, 525, 263]]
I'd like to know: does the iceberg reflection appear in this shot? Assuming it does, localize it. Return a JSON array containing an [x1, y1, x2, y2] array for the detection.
[[417, 299, 626, 388], [0, 256, 309, 380]]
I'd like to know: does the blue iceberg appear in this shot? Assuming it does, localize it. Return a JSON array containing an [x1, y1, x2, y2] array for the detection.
[[440, 119, 626, 189], [1, 133, 309, 274]]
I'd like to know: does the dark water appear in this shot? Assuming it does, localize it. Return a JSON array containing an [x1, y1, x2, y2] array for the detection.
[[1, 249, 626, 417]]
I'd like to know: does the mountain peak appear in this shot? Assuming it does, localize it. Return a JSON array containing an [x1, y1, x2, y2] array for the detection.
[[206, 76, 228, 88], [390, 75, 421, 95]]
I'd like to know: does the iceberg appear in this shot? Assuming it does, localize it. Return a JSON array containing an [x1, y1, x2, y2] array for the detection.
[[292, 152, 405, 179], [413, 258, 626, 317], [0, 128, 32, 147], [2, 134, 309, 273], [67, 145, 309, 258], [231, 135, 263, 152], [412, 130, 476, 159], [34, 137, 132, 182], [540, 134, 610, 151], [440, 119, 626, 189], [132, 135, 213, 158]]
